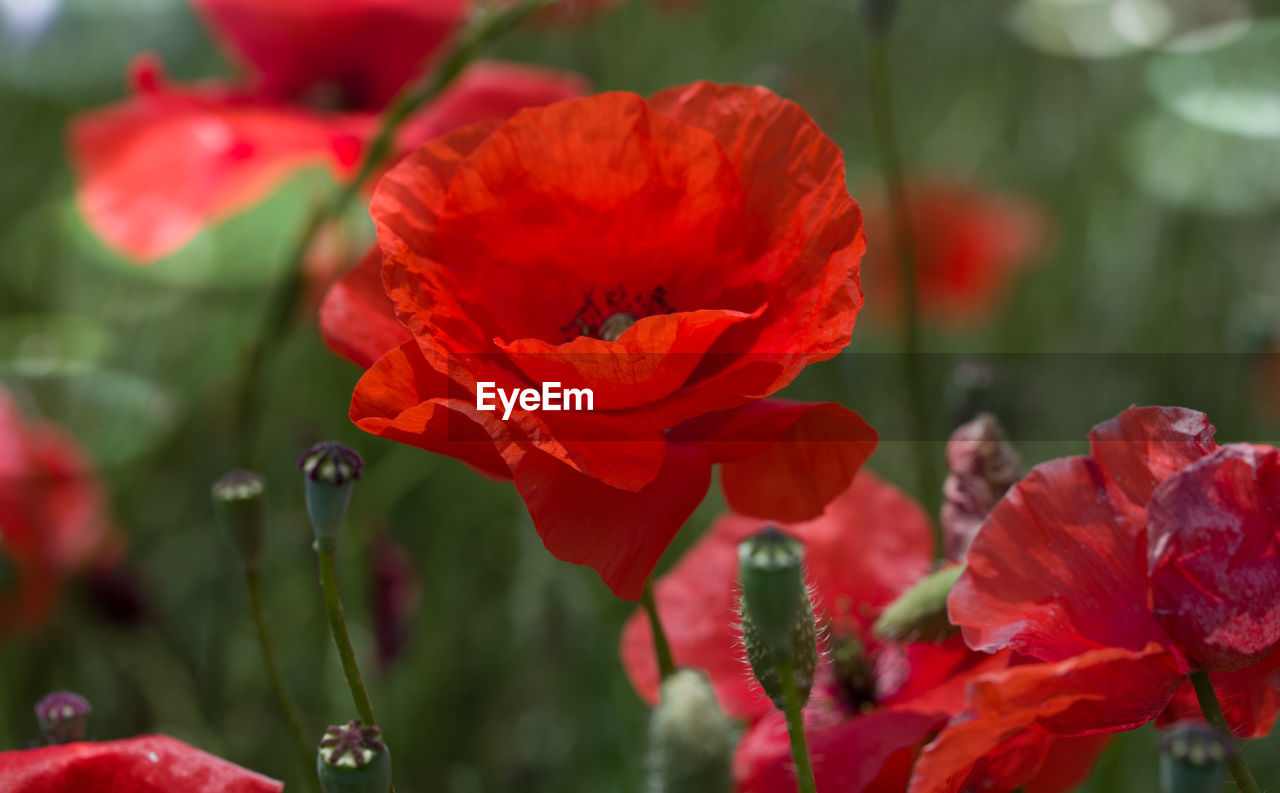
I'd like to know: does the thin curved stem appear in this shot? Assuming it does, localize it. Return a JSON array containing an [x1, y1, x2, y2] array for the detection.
[[866, 33, 943, 548], [244, 568, 321, 793], [780, 659, 818, 793], [231, 0, 562, 463], [641, 582, 677, 682], [1190, 669, 1262, 793], [315, 543, 378, 727]]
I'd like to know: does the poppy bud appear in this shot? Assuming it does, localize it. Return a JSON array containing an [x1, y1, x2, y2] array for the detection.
[[34, 691, 91, 744], [647, 670, 735, 793], [317, 719, 392, 793], [737, 528, 818, 709], [1159, 721, 1233, 793], [298, 442, 363, 542], [211, 469, 267, 569], [941, 413, 1021, 560], [873, 564, 964, 642]]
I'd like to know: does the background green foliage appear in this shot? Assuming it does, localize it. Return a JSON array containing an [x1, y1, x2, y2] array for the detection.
[[2, 0, 1280, 790]]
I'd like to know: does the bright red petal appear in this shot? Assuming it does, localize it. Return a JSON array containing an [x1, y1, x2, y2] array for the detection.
[[673, 399, 878, 522], [320, 247, 411, 368], [909, 645, 1184, 793], [512, 443, 711, 601], [1156, 638, 1280, 738], [620, 472, 933, 718], [1087, 404, 1217, 511], [192, 0, 466, 109], [1148, 443, 1280, 671], [950, 455, 1170, 662], [0, 735, 282, 792], [1024, 734, 1113, 793]]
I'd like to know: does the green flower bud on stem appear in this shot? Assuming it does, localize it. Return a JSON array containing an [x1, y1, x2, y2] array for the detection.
[[1159, 721, 1233, 793], [737, 528, 818, 709], [211, 469, 267, 569], [648, 670, 735, 793], [34, 691, 90, 744], [298, 442, 363, 542], [873, 564, 964, 643], [318, 720, 392, 793]]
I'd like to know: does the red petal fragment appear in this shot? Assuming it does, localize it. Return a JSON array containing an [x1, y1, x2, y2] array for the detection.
[[1087, 405, 1218, 510], [1148, 443, 1280, 671], [320, 247, 410, 368], [1024, 733, 1113, 793], [1156, 644, 1280, 738], [0, 735, 282, 792], [951, 455, 1169, 662]]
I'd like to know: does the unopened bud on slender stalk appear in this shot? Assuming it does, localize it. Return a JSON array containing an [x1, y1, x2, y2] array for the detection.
[[298, 442, 363, 542], [1159, 721, 1233, 793], [34, 691, 90, 744], [647, 670, 735, 793], [874, 564, 964, 642], [211, 469, 267, 569], [941, 413, 1021, 560], [317, 720, 392, 793], [737, 528, 818, 709]]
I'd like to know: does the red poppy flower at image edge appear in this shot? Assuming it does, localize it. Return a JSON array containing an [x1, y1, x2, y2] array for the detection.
[[68, 0, 587, 261], [910, 405, 1280, 793], [862, 181, 1047, 327], [0, 387, 113, 638], [320, 82, 879, 600], [0, 735, 282, 793], [620, 473, 1110, 793]]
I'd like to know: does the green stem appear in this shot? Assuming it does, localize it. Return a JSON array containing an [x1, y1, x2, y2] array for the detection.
[[866, 32, 943, 548], [641, 582, 677, 682], [315, 542, 378, 728], [1190, 669, 1262, 793], [780, 659, 818, 793], [230, 0, 561, 463], [244, 568, 321, 793]]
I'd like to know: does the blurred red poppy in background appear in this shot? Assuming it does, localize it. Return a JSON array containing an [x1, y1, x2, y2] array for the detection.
[[862, 181, 1047, 327], [68, 0, 586, 261], [911, 405, 1280, 793], [620, 473, 1108, 793], [322, 82, 878, 599], [0, 735, 281, 792], [0, 388, 112, 639]]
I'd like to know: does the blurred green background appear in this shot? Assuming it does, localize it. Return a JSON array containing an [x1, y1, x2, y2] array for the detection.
[[2, 0, 1280, 790]]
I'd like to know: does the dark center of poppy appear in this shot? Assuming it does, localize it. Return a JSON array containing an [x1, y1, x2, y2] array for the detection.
[[830, 634, 878, 713], [561, 285, 673, 341], [301, 80, 353, 112]]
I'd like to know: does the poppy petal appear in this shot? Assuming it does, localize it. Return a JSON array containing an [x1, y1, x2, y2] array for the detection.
[[320, 247, 411, 368], [909, 645, 1184, 793], [1155, 638, 1280, 738], [0, 734, 282, 792], [950, 455, 1171, 662], [512, 443, 711, 601], [1087, 405, 1217, 510]]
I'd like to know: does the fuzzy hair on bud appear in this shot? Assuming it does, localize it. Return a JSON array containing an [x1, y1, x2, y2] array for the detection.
[[647, 670, 735, 793], [737, 528, 818, 710], [874, 564, 964, 643]]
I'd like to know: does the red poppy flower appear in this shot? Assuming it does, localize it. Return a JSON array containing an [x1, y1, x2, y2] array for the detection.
[[0, 388, 112, 638], [0, 735, 281, 792], [620, 473, 1108, 792], [68, 0, 586, 261], [910, 405, 1280, 793], [862, 181, 1047, 327], [320, 82, 879, 599]]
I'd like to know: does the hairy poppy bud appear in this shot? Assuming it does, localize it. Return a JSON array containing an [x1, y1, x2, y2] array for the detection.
[[1159, 721, 1233, 793], [317, 720, 391, 793], [874, 564, 964, 642], [298, 442, 363, 543], [211, 469, 267, 569], [941, 413, 1021, 560], [34, 691, 91, 744], [647, 670, 735, 793], [737, 528, 818, 709]]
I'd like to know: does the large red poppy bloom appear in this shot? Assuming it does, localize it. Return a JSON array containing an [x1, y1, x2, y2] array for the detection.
[[68, 0, 586, 261], [0, 388, 112, 638], [320, 82, 878, 599], [910, 405, 1280, 793], [0, 735, 281, 792], [862, 181, 1046, 327], [620, 473, 1108, 792]]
